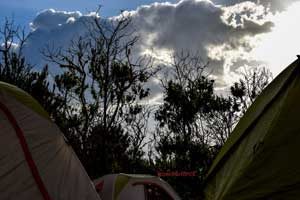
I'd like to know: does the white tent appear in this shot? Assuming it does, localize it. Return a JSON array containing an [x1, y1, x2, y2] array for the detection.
[[93, 173, 181, 200], [0, 81, 101, 200]]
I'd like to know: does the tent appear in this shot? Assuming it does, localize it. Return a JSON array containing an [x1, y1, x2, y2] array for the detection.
[[204, 58, 300, 199], [93, 173, 181, 200], [0, 81, 101, 200]]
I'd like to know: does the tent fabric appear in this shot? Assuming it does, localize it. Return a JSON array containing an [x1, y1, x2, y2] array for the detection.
[[204, 59, 300, 199], [0, 81, 101, 200], [94, 173, 181, 200], [0, 101, 52, 200], [114, 175, 130, 200], [0, 81, 49, 119]]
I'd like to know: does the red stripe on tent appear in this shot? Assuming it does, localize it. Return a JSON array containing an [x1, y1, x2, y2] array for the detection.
[[95, 180, 104, 193], [132, 181, 175, 200], [0, 101, 52, 200]]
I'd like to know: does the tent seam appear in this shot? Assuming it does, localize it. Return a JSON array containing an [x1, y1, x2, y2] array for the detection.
[[0, 101, 53, 200]]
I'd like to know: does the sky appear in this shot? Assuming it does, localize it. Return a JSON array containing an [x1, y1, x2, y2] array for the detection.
[[0, 0, 177, 24], [1, 0, 300, 104]]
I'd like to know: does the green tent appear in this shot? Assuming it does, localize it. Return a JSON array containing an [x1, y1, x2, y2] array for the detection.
[[204, 58, 300, 200]]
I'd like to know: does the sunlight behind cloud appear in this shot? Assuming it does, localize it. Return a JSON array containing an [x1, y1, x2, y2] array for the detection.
[[252, 2, 300, 76]]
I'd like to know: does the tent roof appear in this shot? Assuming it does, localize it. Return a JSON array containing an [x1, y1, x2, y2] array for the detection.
[[0, 81, 101, 200], [94, 173, 181, 200], [0, 81, 49, 119], [206, 59, 300, 180], [116, 173, 156, 179], [204, 58, 300, 199]]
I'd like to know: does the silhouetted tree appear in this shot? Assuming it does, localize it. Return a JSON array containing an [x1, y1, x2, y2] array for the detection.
[[153, 52, 272, 199], [43, 12, 157, 178], [154, 52, 219, 199], [207, 66, 272, 146], [0, 18, 64, 117], [231, 66, 272, 115]]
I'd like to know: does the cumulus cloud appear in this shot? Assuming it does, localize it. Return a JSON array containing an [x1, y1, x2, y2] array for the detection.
[[30, 9, 82, 31], [21, 0, 277, 103], [213, 0, 300, 12], [23, 9, 92, 70], [132, 0, 271, 49], [127, 0, 273, 85]]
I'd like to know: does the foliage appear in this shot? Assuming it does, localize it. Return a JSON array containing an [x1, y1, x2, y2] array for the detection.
[[153, 51, 272, 198], [230, 66, 272, 115], [0, 19, 64, 117], [42, 12, 157, 179]]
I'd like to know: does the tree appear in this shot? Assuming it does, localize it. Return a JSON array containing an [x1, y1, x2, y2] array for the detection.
[[153, 51, 273, 198], [203, 66, 272, 147], [125, 106, 155, 172], [230, 66, 272, 114], [0, 18, 63, 117], [154, 51, 219, 199], [43, 12, 157, 178], [0, 18, 37, 88], [204, 96, 239, 146]]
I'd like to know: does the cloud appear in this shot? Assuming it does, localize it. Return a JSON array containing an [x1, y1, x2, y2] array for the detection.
[[132, 0, 271, 48], [213, 0, 300, 12], [30, 9, 82, 31], [127, 0, 273, 85], [21, 0, 275, 104], [23, 9, 92, 70], [250, 1, 300, 76]]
